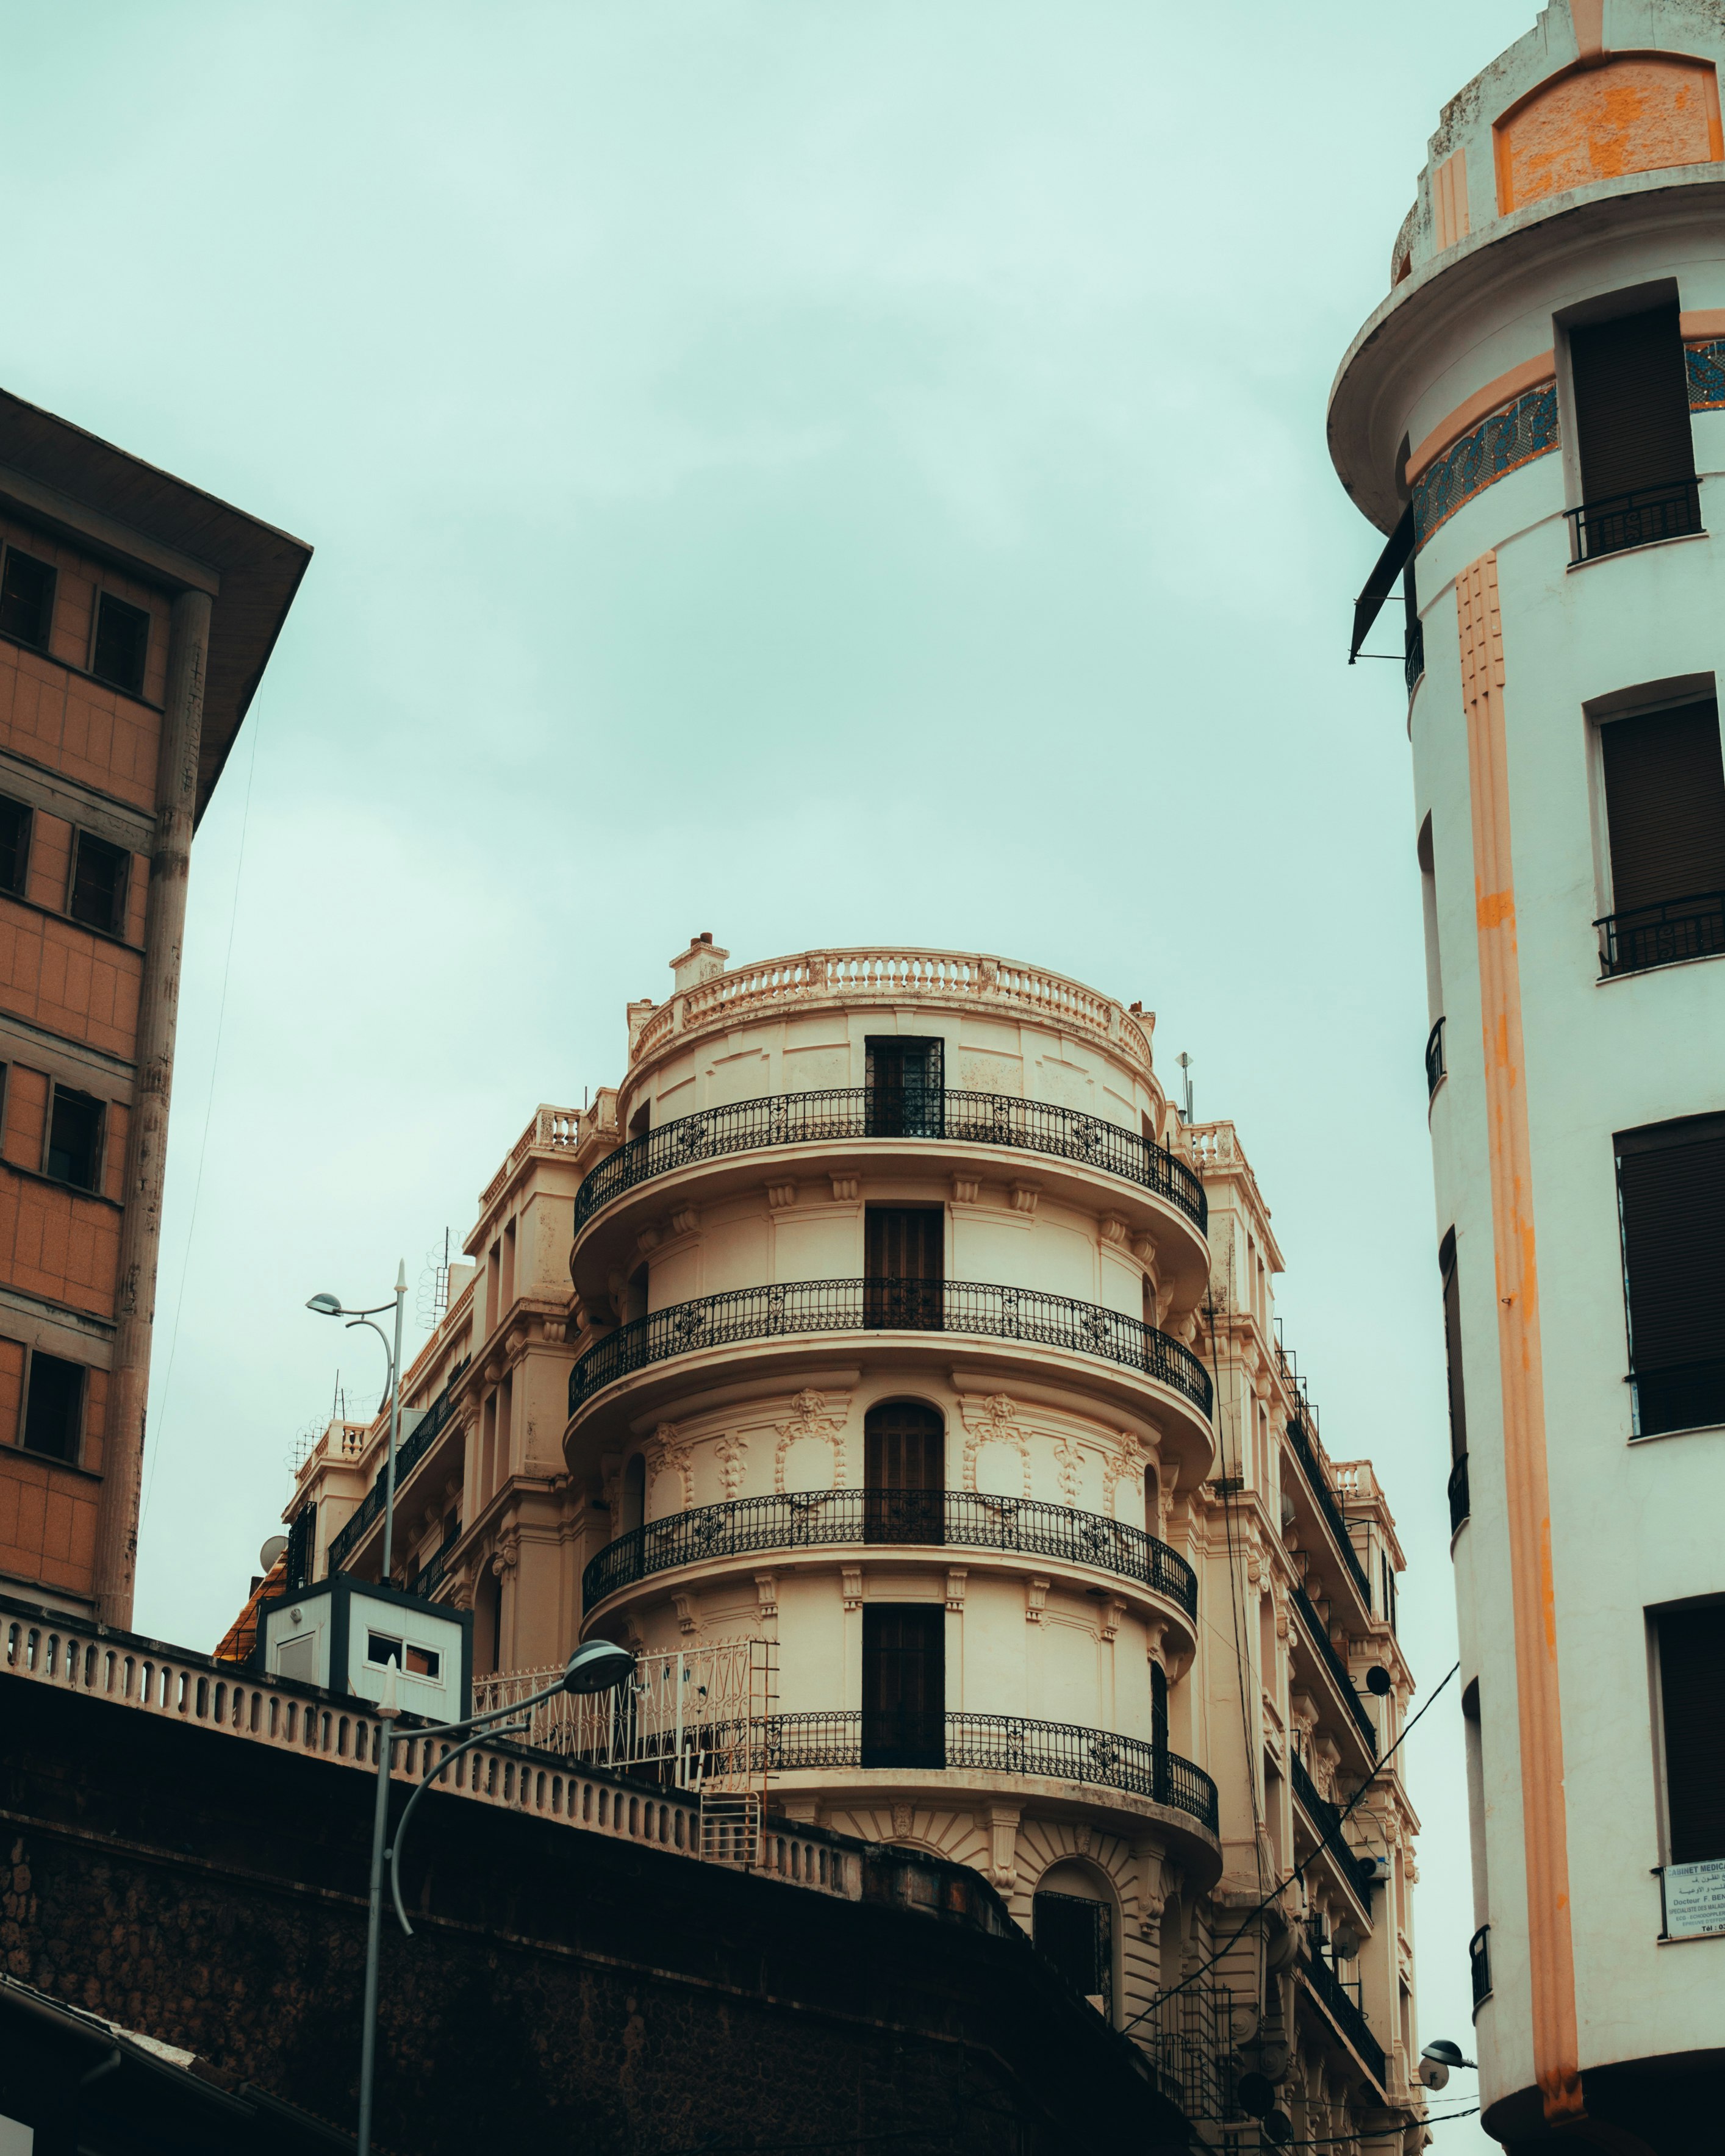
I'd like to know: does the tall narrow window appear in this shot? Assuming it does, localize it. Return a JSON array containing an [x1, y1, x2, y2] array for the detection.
[[70, 833, 129, 935], [1033, 1877, 1114, 2019], [1440, 1229, 1469, 1527], [864, 1400, 944, 1544], [863, 1205, 944, 1330], [0, 796, 30, 897], [1615, 1115, 1725, 1437], [1656, 1603, 1725, 1866], [861, 1604, 944, 1767], [91, 593, 149, 696], [1597, 702, 1725, 974], [21, 1350, 83, 1463], [1569, 303, 1699, 554], [864, 1036, 944, 1139], [0, 548, 55, 650], [46, 1087, 102, 1191]]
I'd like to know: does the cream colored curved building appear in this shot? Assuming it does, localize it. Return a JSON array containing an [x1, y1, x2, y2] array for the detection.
[[281, 940, 1422, 2151]]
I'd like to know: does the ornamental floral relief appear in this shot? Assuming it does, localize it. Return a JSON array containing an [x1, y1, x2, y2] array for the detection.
[[958, 1394, 1031, 1497], [644, 1422, 694, 1512], [714, 1433, 748, 1497], [773, 1388, 850, 1492]]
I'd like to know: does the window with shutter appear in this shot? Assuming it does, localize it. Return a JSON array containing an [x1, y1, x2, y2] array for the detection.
[[0, 548, 55, 650], [863, 1205, 944, 1330], [1033, 1889, 1113, 2014], [91, 593, 149, 697], [861, 1604, 944, 1767], [1615, 1114, 1725, 1436], [864, 1036, 944, 1138], [1569, 304, 1699, 553], [0, 796, 30, 897], [1598, 701, 1725, 972], [1656, 1603, 1725, 1865], [864, 1400, 944, 1544], [21, 1351, 84, 1463]]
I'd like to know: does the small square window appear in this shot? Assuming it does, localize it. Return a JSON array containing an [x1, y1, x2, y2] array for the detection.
[[46, 1088, 101, 1191], [367, 1631, 403, 1667], [405, 1643, 440, 1680], [0, 797, 31, 896], [70, 833, 128, 935], [22, 1351, 83, 1463], [0, 549, 56, 650], [91, 593, 148, 697]]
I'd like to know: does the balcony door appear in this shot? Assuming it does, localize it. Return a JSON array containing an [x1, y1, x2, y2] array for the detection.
[[865, 1036, 944, 1139], [864, 1400, 944, 1545], [861, 1603, 945, 1768], [864, 1205, 944, 1330]]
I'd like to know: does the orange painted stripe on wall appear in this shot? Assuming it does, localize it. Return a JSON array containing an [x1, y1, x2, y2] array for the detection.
[[1457, 551, 1583, 2129]]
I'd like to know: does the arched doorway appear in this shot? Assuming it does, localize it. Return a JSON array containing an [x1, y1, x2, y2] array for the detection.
[[1033, 1860, 1117, 2022], [864, 1400, 944, 1544]]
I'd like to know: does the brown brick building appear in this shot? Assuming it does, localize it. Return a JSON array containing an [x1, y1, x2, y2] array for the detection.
[[0, 393, 308, 1622]]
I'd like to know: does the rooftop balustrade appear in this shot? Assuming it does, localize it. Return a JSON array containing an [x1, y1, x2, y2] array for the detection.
[[567, 1278, 1213, 1419], [583, 1489, 1198, 1614]]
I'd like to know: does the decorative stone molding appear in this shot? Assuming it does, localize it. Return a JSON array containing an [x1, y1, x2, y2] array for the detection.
[[754, 1572, 778, 1621], [958, 1393, 1031, 1497], [986, 1802, 1022, 1889], [645, 1422, 694, 1511], [951, 1173, 981, 1205], [1025, 1576, 1050, 1624], [492, 1529, 520, 1576], [766, 1183, 798, 1209], [1101, 1597, 1127, 1643], [1008, 1183, 1039, 1216], [635, 1224, 661, 1257], [829, 1175, 858, 1203], [1099, 1214, 1129, 1246], [714, 1433, 748, 1497], [667, 1205, 700, 1237], [842, 1566, 863, 1611], [1138, 1847, 1178, 1935], [671, 1592, 700, 1636], [891, 1803, 914, 1840], [945, 1568, 967, 1612], [1103, 1430, 1148, 1515], [1051, 1434, 1081, 1505], [773, 1389, 849, 1491]]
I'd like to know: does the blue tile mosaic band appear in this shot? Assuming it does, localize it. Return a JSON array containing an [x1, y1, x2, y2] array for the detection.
[[1685, 338, 1725, 410], [1412, 383, 1560, 547]]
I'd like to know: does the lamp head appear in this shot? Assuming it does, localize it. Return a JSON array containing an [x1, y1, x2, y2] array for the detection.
[[561, 1639, 634, 1696], [306, 1293, 345, 1317], [1421, 2040, 1475, 2069]]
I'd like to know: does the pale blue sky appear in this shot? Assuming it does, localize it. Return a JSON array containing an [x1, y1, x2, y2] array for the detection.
[[5, 1, 1526, 2125]]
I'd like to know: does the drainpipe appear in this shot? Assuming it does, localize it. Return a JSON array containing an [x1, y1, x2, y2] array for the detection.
[[91, 587, 212, 1627]]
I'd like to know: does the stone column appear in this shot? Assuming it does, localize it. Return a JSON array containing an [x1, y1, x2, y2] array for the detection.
[[91, 588, 212, 1627]]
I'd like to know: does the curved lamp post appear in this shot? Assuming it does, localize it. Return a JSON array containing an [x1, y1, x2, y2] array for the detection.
[[357, 1638, 634, 2154], [306, 1266, 407, 1580]]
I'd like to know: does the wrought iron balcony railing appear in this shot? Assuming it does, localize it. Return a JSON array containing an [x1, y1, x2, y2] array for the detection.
[[1596, 889, 1725, 978], [1404, 616, 1425, 695], [1469, 1924, 1492, 2009], [1283, 1408, 1371, 1601], [573, 1086, 1207, 1236], [584, 1488, 1197, 1613], [1447, 1453, 1470, 1535], [1290, 1581, 1377, 1755], [750, 1707, 1218, 1830], [328, 1385, 461, 1574], [568, 1277, 1213, 1418], [1290, 1749, 1346, 1848], [1565, 476, 1701, 561], [1425, 1016, 1446, 1097], [1300, 1946, 1386, 2087]]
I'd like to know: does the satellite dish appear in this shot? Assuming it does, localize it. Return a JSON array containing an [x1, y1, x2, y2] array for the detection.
[[1263, 2110, 1293, 2146], [259, 1535, 289, 1571], [1366, 1664, 1393, 1697], [1237, 2072, 1274, 2119], [1333, 1924, 1361, 1961], [1418, 2059, 1450, 2091]]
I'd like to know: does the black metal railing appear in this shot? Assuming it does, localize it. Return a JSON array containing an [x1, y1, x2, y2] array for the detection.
[[1300, 1946, 1386, 2086], [1425, 1017, 1446, 1097], [1290, 1750, 1346, 1850], [1596, 890, 1725, 978], [572, 1086, 1208, 1236], [583, 1488, 1197, 1613], [1566, 477, 1701, 562], [328, 1386, 462, 1573], [1447, 1453, 1470, 1535], [1283, 1410, 1371, 1600], [567, 1277, 1214, 1418], [1404, 617, 1425, 695], [1469, 1924, 1492, 2009], [283, 1503, 315, 1594], [754, 1708, 1218, 1830], [1629, 1355, 1725, 1441], [1291, 1581, 1377, 1755]]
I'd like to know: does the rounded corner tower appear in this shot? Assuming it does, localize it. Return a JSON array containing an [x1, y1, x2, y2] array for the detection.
[[1332, 2, 1725, 2152]]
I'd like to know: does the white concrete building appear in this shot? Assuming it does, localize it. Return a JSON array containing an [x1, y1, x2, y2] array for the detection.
[[269, 939, 1425, 2152], [1331, 4, 1725, 2149]]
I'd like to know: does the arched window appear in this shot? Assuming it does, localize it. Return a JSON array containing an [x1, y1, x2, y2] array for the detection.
[[1033, 1861, 1116, 2022], [619, 1453, 646, 1536], [863, 1400, 944, 1544]]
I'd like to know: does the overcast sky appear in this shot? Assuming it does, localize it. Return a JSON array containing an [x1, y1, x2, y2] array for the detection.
[[6, 1, 1526, 2124]]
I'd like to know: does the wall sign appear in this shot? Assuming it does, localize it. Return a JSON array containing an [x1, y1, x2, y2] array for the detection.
[[1663, 1859, 1725, 1940]]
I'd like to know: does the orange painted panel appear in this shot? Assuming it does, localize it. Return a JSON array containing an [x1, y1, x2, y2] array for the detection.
[[1495, 55, 1723, 213]]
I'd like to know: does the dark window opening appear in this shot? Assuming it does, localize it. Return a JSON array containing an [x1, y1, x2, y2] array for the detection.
[[70, 833, 128, 936], [861, 1603, 944, 1767], [1439, 1228, 1470, 1531], [91, 593, 149, 697], [367, 1632, 403, 1666], [864, 1036, 944, 1139], [1568, 304, 1699, 556], [46, 1087, 101, 1191], [628, 1099, 651, 1141], [863, 1205, 944, 1330], [1151, 1660, 1169, 1757], [1657, 1602, 1725, 1865], [0, 796, 30, 897], [1597, 701, 1725, 974], [864, 1400, 944, 1543], [0, 549, 55, 650], [1033, 1889, 1113, 2017], [21, 1351, 83, 1463], [1616, 1114, 1725, 1437]]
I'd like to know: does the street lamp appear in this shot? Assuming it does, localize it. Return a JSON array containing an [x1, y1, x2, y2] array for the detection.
[[357, 1639, 634, 2154], [306, 1264, 407, 1580], [1418, 2038, 1478, 2091]]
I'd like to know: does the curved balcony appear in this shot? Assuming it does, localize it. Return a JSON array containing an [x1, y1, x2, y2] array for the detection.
[[583, 1488, 1198, 1615], [567, 1277, 1213, 1424], [575, 1087, 1205, 1237], [751, 1708, 1218, 1834]]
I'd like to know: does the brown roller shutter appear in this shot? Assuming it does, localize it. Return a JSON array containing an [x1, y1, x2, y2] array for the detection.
[[1615, 1114, 1725, 1436], [1570, 305, 1696, 503], [864, 1205, 944, 1329], [1657, 1603, 1725, 1865], [1602, 702, 1725, 912], [862, 1604, 945, 1767]]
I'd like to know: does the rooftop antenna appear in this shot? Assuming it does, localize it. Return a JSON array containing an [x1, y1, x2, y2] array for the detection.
[[1177, 1052, 1195, 1125], [417, 1230, 451, 1331]]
